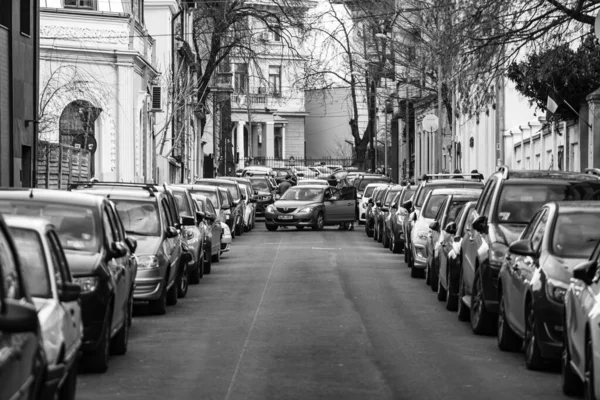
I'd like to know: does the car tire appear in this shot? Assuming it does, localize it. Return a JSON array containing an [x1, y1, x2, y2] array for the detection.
[[211, 246, 221, 263], [366, 223, 374, 238], [425, 261, 431, 285], [470, 267, 496, 334], [377, 225, 383, 243], [430, 261, 439, 292], [437, 271, 447, 301], [149, 281, 167, 315], [190, 255, 202, 284], [445, 268, 458, 311], [584, 333, 596, 400], [524, 301, 545, 370], [497, 294, 521, 352], [266, 224, 278, 231], [236, 219, 243, 236], [457, 267, 470, 321], [204, 244, 212, 274], [296, 226, 305, 230], [110, 302, 129, 356], [177, 262, 189, 299], [59, 356, 78, 400], [312, 213, 324, 231], [85, 308, 111, 373], [392, 236, 401, 254], [166, 275, 178, 306], [562, 328, 584, 396], [404, 242, 409, 263], [382, 230, 388, 247]]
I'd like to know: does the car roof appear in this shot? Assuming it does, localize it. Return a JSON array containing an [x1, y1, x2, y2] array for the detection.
[[3, 214, 54, 232], [75, 187, 157, 200], [552, 201, 600, 212], [291, 185, 326, 190], [195, 179, 237, 186], [177, 184, 219, 192], [495, 168, 600, 182], [0, 188, 104, 207], [429, 187, 482, 196]]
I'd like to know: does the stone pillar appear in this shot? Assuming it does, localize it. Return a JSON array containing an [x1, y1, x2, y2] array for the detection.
[[265, 121, 275, 158], [586, 89, 600, 168], [281, 124, 286, 159], [117, 60, 134, 182], [237, 121, 245, 169]]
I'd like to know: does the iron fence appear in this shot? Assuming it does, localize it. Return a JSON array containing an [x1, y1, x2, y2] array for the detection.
[[245, 157, 354, 169]]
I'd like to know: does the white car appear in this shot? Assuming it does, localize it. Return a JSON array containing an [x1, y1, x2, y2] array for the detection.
[[297, 179, 329, 186], [238, 184, 255, 231], [5, 215, 83, 399], [221, 222, 233, 253], [358, 183, 389, 224]]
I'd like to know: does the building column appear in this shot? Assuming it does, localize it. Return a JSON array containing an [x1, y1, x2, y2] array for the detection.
[[587, 89, 600, 168], [281, 124, 286, 159], [117, 60, 135, 182], [265, 121, 275, 158], [237, 121, 245, 170]]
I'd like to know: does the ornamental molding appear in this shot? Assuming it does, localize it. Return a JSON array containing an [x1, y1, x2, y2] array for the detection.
[[40, 24, 129, 45]]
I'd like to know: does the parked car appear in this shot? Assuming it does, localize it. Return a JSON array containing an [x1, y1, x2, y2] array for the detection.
[[195, 179, 245, 236], [497, 202, 600, 370], [353, 175, 392, 198], [293, 166, 320, 179], [264, 185, 356, 231], [6, 215, 83, 399], [242, 165, 274, 178], [248, 176, 278, 217], [376, 184, 404, 248], [0, 213, 46, 400], [0, 188, 137, 372], [402, 173, 484, 273], [365, 186, 387, 237], [358, 183, 389, 225], [71, 182, 187, 316], [387, 185, 415, 254], [297, 179, 330, 186], [562, 245, 600, 398], [192, 194, 223, 265], [179, 184, 227, 227], [425, 190, 481, 295], [222, 176, 257, 231]]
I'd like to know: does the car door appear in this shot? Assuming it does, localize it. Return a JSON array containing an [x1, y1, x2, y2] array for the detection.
[[101, 207, 126, 333], [47, 230, 81, 361], [0, 227, 38, 400], [338, 186, 356, 221], [323, 188, 340, 223]]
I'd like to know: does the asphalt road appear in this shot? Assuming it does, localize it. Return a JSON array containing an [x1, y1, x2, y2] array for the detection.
[[78, 223, 566, 400]]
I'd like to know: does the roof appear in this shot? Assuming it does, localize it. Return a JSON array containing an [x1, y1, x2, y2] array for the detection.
[[290, 185, 327, 190], [3, 214, 54, 232], [553, 201, 600, 212], [76, 187, 156, 200], [177, 184, 220, 192], [195, 179, 239, 187], [429, 188, 483, 196], [221, 177, 252, 184], [495, 167, 600, 182], [422, 179, 483, 187], [0, 188, 104, 207]]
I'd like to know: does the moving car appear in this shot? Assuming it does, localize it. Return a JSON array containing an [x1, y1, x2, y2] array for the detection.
[[264, 185, 356, 231], [0, 188, 136, 373], [247, 175, 278, 217], [6, 216, 82, 399], [460, 167, 600, 335], [497, 202, 600, 370]]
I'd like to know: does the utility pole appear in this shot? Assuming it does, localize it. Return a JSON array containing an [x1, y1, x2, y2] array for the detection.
[[436, 62, 442, 173]]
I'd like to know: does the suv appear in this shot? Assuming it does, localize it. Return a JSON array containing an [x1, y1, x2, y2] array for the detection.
[[0, 189, 137, 373], [353, 174, 392, 198], [402, 173, 484, 265], [195, 179, 245, 236], [358, 183, 388, 224], [71, 183, 189, 317], [459, 167, 600, 334]]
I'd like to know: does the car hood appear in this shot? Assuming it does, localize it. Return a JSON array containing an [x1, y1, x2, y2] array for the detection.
[[64, 250, 102, 277], [495, 224, 526, 245], [131, 235, 162, 256], [273, 200, 320, 209]]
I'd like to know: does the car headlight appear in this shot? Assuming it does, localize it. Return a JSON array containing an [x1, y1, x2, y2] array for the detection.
[[266, 205, 276, 213], [73, 276, 99, 292], [138, 255, 160, 269], [299, 207, 313, 213], [416, 230, 429, 240], [546, 278, 568, 303], [489, 242, 508, 266]]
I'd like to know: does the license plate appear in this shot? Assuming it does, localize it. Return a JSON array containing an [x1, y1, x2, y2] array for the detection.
[[278, 215, 293, 220]]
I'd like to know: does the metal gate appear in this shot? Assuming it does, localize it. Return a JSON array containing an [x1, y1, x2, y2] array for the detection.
[[36, 141, 91, 189]]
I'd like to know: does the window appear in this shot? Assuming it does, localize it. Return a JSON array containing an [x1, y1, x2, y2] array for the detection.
[[20, 0, 30, 35], [102, 209, 117, 243], [234, 63, 248, 94], [273, 26, 281, 42], [132, 0, 143, 23], [0, 230, 21, 299], [48, 231, 71, 283], [0, 0, 10, 28], [161, 199, 174, 227], [269, 66, 281, 97], [530, 210, 548, 251], [10, 228, 51, 298], [64, 0, 95, 9]]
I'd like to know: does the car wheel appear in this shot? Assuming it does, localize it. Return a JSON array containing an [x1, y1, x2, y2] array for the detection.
[[244, 221, 250, 232], [110, 300, 129, 355], [211, 246, 221, 263], [392, 236, 401, 254], [470, 267, 496, 334], [425, 261, 431, 285], [457, 267, 470, 321], [445, 267, 458, 311], [204, 244, 212, 274], [584, 333, 596, 400], [562, 325, 583, 396], [377, 225, 383, 243], [430, 260, 439, 292], [177, 262, 189, 299], [190, 254, 202, 284], [296, 226, 305, 230], [166, 274, 178, 306], [149, 280, 167, 315], [524, 301, 545, 370], [236, 219, 243, 236], [85, 308, 111, 373], [312, 213, 324, 231], [366, 223, 374, 238], [382, 230, 388, 247], [497, 294, 521, 351], [59, 356, 78, 400], [266, 224, 278, 231], [436, 269, 447, 301], [404, 242, 409, 263]]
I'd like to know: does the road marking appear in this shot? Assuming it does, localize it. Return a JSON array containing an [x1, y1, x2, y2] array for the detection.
[[224, 237, 282, 400], [312, 247, 342, 250]]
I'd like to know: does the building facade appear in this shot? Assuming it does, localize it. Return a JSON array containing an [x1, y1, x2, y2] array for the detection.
[[38, 0, 158, 184], [0, 0, 39, 187]]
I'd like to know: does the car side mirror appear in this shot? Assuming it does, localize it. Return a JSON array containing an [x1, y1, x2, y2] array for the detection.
[[59, 282, 81, 302], [196, 211, 205, 222], [508, 239, 536, 257], [222, 204, 231, 210], [166, 226, 178, 238], [368, 198, 374, 205], [254, 190, 259, 195], [241, 193, 247, 201], [181, 215, 195, 226], [233, 200, 240, 206], [402, 200, 413, 210], [125, 236, 137, 253], [110, 241, 128, 259], [453, 235, 461, 243], [429, 220, 440, 232], [444, 222, 457, 235], [472, 215, 488, 234], [0, 300, 39, 333], [572, 260, 597, 285], [376, 201, 382, 207]]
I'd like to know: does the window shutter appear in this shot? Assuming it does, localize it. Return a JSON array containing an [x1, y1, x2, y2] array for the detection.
[[151, 86, 163, 111]]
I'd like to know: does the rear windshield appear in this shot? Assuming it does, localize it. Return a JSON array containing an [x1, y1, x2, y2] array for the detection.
[[364, 186, 380, 197], [357, 178, 391, 191], [552, 211, 600, 258], [445, 200, 470, 223], [112, 200, 161, 236], [190, 190, 218, 207], [497, 181, 600, 224], [199, 182, 240, 201], [249, 178, 270, 192], [10, 228, 51, 298], [416, 182, 482, 207], [401, 188, 416, 203], [173, 192, 192, 216], [423, 194, 447, 219], [384, 189, 402, 206]]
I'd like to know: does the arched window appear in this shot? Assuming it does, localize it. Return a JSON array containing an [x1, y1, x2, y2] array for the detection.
[[59, 100, 102, 176]]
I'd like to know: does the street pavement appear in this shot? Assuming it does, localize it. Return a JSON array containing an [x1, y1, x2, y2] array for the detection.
[[78, 223, 565, 400]]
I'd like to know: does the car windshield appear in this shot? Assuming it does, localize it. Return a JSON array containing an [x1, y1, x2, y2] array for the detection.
[[446, 200, 470, 223], [363, 186, 379, 197], [416, 182, 482, 208], [249, 178, 269, 191], [0, 201, 99, 252], [358, 179, 390, 191], [198, 182, 240, 201], [497, 182, 600, 224], [173, 192, 191, 216], [111, 200, 161, 236], [402, 189, 416, 203], [552, 211, 600, 258], [384, 189, 402, 206], [10, 228, 51, 298], [423, 194, 447, 219], [280, 187, 324, 201], [190, 190, 218, 207]]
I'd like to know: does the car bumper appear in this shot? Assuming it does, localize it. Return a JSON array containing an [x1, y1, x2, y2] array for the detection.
[[78, 283, 111, 351], [533, 296, 565, 359], [411, 243, 427, 269], [265, 210, 317, 227], [133, 267, 167, 301]]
